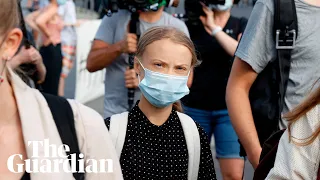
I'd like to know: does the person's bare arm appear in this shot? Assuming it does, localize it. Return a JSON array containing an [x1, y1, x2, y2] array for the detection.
[[214, 32, 242, 56], [35, 5, 58, 38], [199, 4, 241, 57], [86, 40, 123, 72], [226, 57, 261, 169], [25, 10, 41, 31], [9, 46, 46, 83], [87, 33, 137, 72]]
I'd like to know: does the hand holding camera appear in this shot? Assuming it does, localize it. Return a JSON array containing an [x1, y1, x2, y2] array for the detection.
[[199, 2, 217, 35]]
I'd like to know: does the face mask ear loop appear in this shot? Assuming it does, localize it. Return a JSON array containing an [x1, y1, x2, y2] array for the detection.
[[187, 70, 191, 77], [136, 57, 146, 70], [136, 57, 144, 84]]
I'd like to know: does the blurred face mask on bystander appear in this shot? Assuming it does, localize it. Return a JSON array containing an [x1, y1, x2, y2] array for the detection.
[[208, 0, 233, 11], [57, 0, 67, 6]]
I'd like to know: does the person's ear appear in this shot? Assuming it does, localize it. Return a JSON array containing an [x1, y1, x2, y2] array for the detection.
[[134, 57, 141, 75], [3, 28, 23, 59]]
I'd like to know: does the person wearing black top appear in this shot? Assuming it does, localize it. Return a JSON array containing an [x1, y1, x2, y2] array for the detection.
[[182, 0, 248, 179], [105, 102, 216, 180], [105, 26, 217, 180]]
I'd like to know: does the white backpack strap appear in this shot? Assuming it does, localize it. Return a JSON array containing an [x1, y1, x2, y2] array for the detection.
[[177, 112, 201, 180], [109, 112, 129, 158]]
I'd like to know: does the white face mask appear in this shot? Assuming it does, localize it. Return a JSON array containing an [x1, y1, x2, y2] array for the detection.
[[208, 0, 233, 11]]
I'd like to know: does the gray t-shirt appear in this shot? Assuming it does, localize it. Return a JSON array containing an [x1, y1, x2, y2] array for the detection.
[[235, 0, 320, 128], [95, 10, 190, 118]]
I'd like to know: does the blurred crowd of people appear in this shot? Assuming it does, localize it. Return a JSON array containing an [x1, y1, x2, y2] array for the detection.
[[20, 0, 81, 96]]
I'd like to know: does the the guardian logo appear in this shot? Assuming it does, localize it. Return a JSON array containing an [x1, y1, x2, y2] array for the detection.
[[7, 139, 113, 173]]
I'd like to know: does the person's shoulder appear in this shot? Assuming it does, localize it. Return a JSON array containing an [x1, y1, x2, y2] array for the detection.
[[162, 12, 190, 36], [162, 12, 186, 25], [255, 0, 274, 12], [110, 9, 130, 18], [101, 9, 130, 22]]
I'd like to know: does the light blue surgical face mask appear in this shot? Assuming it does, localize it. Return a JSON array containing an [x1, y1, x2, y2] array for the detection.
[[137, 59, 190, 108], [208, 0, 233, 11], [57, 0, 67, 6]]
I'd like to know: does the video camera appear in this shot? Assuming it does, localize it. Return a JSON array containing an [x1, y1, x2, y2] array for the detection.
[[102, 0, 180, 16], [185, 0, 240, 27]]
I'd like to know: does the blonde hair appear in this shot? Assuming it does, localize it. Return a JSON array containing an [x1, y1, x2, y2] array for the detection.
[[136, 26, 199, 67], [0, 0, 19, 39], [285, 85, 320, 146], [136, 26, 199, 112]]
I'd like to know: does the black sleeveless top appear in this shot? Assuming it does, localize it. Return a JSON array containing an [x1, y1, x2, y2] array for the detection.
[[182, 16, 248, 111]]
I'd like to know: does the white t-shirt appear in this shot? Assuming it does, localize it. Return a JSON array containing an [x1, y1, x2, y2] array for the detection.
[[58, 0, 77, 44]]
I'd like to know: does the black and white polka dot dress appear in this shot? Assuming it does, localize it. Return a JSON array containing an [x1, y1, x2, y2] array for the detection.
[[105, 103, 217, 180]]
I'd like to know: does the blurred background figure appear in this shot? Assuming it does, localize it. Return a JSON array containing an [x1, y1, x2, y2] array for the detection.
[[26, 0, 65, 95], [182, 0, 248, 179], [58, 0, 78, 96]]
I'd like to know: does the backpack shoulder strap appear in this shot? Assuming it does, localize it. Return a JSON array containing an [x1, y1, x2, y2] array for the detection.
[[177, 112, 201, 180], [42, 93, 84, 180], [274, 0, 298, 118], [109, 112, 129, 158]]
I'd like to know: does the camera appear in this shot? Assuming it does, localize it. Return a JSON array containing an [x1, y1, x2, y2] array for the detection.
[[102, 0, 180, 16], [185, 0, 240, 27]]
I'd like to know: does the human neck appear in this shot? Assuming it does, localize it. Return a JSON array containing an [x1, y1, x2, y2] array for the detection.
[[139, 7, 164, 23], [138, 96, 173, 126], [0, 73, 18, 125]]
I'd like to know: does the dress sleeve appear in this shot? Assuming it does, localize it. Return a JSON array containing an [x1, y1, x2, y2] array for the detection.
[[195, 122, 217, 180], [266, 106, 320, 179], [68, 100, 123, 180]]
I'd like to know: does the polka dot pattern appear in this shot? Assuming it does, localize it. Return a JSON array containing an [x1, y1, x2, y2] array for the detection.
[[106, 103, 217, 180]]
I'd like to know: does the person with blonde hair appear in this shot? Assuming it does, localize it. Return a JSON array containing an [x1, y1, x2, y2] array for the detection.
[[0, 1, 123, 179], [105, 26, 217, 180], [266, 85, 320, 179], [87, 1, 189, 118]]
